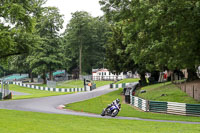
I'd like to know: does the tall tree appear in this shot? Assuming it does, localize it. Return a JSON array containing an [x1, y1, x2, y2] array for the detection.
[[63, 12, 109, 75], [64, 11, 92, 75], [27, 7, 64, 83]]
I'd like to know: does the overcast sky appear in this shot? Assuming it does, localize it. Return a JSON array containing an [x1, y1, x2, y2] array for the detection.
[[44, 0, 104, 33]]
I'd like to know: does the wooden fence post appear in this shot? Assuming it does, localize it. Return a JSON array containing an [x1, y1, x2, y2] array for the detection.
[[193, 85, 195, 98], [185, 84, 186, 93]]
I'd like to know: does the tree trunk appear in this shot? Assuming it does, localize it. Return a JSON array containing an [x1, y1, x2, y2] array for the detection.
[[29, 70, 34, 82], [49, 70, 53, 81], [79, 41, 82, 76], [187, 68, 198, 81], [43, 70, 46, 84], [139, 72, 147, 86], [31, 73, 34, 82], [30, 72, 34, 82], [171, 71, 174, 82]]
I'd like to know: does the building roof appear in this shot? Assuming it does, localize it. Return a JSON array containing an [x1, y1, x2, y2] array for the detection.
[[92, 68, 109, 73]]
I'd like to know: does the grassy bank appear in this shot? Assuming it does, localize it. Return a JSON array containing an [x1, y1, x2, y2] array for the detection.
[[0, 109, 199, 133], [137, 82, 200, 104], [9, 85, 70, 100], [37, 80, 84, 88], [66, 88, 200, 122]]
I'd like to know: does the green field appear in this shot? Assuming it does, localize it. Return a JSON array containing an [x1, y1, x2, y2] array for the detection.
[[38, 80, 113, 88], [0, 109, 199, 133], [66, 88, 200, 122], [9, 84, 70, 100], [37, 80, 84, 88], [115, 78, 140, 84], [137, 82, 200, 104], [93, 80, 113, 87], [9, 80, 113, 100]]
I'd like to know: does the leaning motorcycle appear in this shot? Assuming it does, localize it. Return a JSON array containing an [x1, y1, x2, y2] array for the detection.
[[101, 103, 121, 117]]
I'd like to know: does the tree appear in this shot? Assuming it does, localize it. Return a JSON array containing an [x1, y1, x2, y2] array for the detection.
[[64, 11, 93, 75], [100, 0, 200, 82], [63, 12, 109, 75], [0, 0, 46, 59], [27, 7, 64, 83]]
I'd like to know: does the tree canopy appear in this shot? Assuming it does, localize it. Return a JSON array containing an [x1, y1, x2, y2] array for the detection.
[[0, 0, 46, 59], [63, 11, 109, 74], [100, 0, 200, 81]]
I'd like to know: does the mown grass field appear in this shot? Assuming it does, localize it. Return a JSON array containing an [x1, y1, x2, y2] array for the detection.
[[38, 80, 113, 88], [66, 88, 200, 122], [9, 80, 113, 100], [115, 78, 140, 84], [136, 82, 200, 104], [37, 80, 84, 88], [0, 109, 199, 133], [9, 84, 70, 100]]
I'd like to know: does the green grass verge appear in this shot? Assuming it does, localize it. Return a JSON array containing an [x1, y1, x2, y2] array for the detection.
[[38, 80, 113, 88], [37, 80, 84, 88], [9, 85, 70, 100], [0, 109, 199, 133], [137, 82, 200, 104], [66, 88, 200, 122], [115, 78, 140, 84], [93, 80, 113, 88]]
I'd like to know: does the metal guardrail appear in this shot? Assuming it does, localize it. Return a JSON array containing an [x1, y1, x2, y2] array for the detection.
[[110, 83, 129, 89], [131, 96, 148, 112], [130, 95, 200, 117]]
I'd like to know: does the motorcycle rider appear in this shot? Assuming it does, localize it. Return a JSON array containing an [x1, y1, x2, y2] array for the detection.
[[106, 98, 120, 112]]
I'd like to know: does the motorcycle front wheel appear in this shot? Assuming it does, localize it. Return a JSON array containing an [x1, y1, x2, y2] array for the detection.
[[111, 109, 119, 117], [101, 109, 106, 116]]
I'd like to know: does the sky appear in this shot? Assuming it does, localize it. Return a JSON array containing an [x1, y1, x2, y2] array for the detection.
[[44, 0, 104, 33]]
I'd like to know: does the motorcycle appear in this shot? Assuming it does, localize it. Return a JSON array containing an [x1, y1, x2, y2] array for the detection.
[[101, 103, 121, 117]]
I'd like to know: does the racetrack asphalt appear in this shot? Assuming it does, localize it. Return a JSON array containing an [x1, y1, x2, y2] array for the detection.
[[0, 85, 200, 124]]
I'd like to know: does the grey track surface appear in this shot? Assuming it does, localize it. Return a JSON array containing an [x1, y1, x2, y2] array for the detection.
[[0, 85, 199, 124]]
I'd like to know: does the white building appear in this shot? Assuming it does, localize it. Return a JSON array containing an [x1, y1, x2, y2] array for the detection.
[[92, 68, 125, 81]]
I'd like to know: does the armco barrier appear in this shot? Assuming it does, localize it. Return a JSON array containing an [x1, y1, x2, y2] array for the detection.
[[167, 102, 186, 115], [11, 82, 86, 92], [131, 96, 148, 111], [131, 95, 200, 117], [149, 101, 167, 113], [110, 83, 133, 89], [186, 104, 200, 116]]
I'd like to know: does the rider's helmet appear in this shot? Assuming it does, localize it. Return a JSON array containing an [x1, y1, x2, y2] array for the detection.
[[116, 98, 120, 104]]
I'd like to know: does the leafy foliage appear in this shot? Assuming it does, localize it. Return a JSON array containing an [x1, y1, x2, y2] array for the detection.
[[63, 12, 109, 74], [0, 0, 46, 59], [100, 0, 200, 81]]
